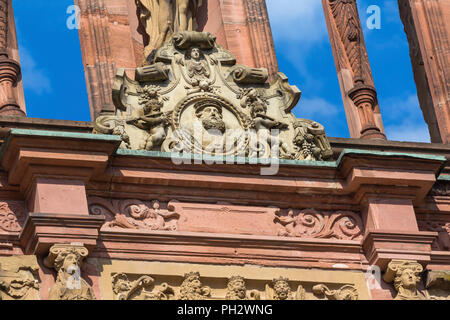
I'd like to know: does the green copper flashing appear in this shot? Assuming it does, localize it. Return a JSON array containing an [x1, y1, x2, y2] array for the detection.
[[336, 148, 446, 167], [0, 129, 122, 162], [437, 174, 450, 181], [115, 148, 338, 168], [8, 128, 122, 142]]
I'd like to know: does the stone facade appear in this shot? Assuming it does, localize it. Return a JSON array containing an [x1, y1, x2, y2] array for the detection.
[[0, 0, 448, 301]]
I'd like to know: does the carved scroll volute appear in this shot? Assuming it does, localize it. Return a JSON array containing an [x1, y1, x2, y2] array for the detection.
[[323, 0, 385, 140]]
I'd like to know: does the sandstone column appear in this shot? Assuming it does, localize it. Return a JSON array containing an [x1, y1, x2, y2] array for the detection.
[[0, 0, 25, 116], [322, 0, 386, 140], [398, 0, 450, 143]]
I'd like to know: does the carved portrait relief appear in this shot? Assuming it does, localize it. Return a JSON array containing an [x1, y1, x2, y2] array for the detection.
[[96, 31, 333, 162], [44, 244, 95, 300]]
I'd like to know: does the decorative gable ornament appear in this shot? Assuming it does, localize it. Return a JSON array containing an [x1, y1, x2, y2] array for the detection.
[[95, 31, 333, 161]]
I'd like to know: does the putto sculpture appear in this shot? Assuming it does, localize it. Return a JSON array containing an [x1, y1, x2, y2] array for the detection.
[[95, 31, 333, 162]]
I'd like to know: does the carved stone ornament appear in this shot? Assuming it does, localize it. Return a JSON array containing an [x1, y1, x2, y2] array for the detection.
[[112, 273, 174, 300], [0, 201, 26, 233], [265, 277, 305, 300], [88, 197, 180, 230], [274, 209, 363, 240], [177, 271, 211, 300], [418, 218, 450, 251], [44, 244, 95, 300], [0, 256, 40, 300], [312, 283, 358, 300], [95, 31, 333, 161], [225, 276, 260, 300], [382, 260, 441, 300], [136, 0, 203, 63]]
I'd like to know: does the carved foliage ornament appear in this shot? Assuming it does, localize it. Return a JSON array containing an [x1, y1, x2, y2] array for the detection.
[[274, 209, 363, 240], [112, 273, 174, 300], [328, 0, 365, 84], [110, 272, 359, 300], [44, 244, 95, 300], [88, 197, 180, 230], [0, 201, 26, 233], [96, 31, 333, 162], [312, 283, 358, 300]]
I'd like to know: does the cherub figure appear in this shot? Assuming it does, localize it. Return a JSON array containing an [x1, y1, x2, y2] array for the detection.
[[274, 210, 297, 237], [249, 101, 293, 158], [128, 85, 170, 151]]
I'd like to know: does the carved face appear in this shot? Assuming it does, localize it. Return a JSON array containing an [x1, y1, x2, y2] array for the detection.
[[273, 280, 291, 300], [185, 275, 202, 293], [399, 269, 418, 289], [190, 47, 201, 60], [63, 253, 79, 274], [228, 278, 246, 299], [197, 106, 226, 133]]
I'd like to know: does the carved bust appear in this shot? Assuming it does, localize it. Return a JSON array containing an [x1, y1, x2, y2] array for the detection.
[[44, 244, 95, 300], [266, 277, 305, 300], [178, 271, 211, 300]]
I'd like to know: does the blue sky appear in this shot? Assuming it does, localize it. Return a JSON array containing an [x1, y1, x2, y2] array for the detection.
[[13, 0, 430, 142]]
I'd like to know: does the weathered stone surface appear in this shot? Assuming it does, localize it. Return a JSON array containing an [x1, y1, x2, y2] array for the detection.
[[97, 260, 370, 300], [0, 255, 39, 300], [44, 244, 95, 300], [95, 31, 332, 161]]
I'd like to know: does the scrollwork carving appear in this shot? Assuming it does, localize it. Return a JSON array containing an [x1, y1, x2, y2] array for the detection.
[[99, 31, 333, 162], [89, 197, 180, 231], [0, 201, 26, 233], [274, 209, 363, 240], [312, 284, 358, 300], [112, 273, 174, 300]]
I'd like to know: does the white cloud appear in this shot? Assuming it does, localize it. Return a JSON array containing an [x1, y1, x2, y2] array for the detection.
[[383, 94, 431, 143], [19, 47, 52, 95], [295, 97, 339, 119], [385, 123, 430, 143], [266, 0, 328, 45]]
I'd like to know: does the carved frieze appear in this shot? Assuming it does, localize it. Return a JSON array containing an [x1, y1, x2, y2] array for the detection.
[[44, 244, 95, 300], [274, 209, 363, 240], [95, 31, 332, 161], [417, 215, 450, 251], [0, 201, 26, 233], [430, 182, 450, 197], [88, 197, 180, 231], [312, 283, 358, 300], [108, 270, 360, 300], [112, 273, 174, 300], [0, 256, 40, 300]]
